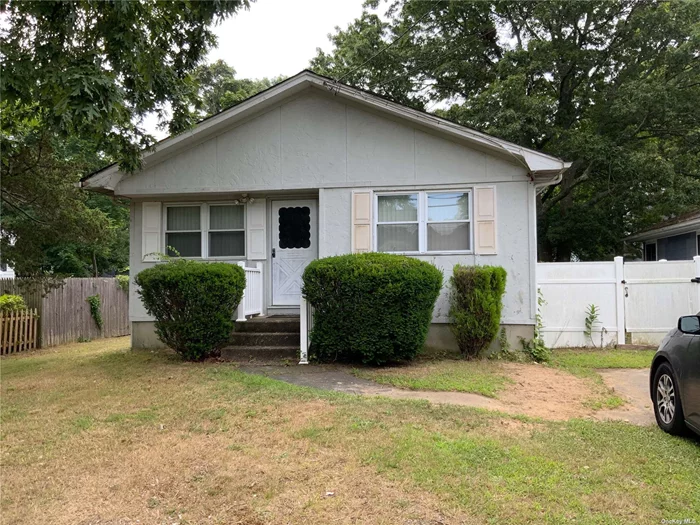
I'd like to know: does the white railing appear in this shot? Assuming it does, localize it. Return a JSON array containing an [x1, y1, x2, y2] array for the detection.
[[299, 295, 314, 364], [236, 262, 263, 321]]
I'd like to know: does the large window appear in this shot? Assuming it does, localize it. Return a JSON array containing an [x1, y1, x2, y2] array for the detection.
[[165, 204, 245, 258], [375, 190, 472, 254]]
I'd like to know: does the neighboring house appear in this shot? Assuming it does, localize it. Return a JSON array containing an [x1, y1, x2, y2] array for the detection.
[[81, 71, 570, 350], [627, 210, 700, 261], [0, 262, 15, 279]]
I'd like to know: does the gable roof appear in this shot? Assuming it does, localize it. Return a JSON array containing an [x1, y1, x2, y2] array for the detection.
[[81, 70, 571, 192], [626, 209, 700, 242]]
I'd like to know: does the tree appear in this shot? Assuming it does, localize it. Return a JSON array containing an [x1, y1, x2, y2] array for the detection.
[[191, 60, 285, 118], [312, 0, 700, 261], [0, 1, 250, 275]]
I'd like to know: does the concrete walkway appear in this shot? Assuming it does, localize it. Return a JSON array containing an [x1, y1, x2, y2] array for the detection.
[[595, 368, 655, 426], [241, 364, 656, 425]]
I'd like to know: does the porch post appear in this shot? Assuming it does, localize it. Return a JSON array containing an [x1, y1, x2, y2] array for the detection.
[[256, 262, 264, 316], [694, 256, 700, 313], [299, 295, 309, 365], [236, 261, 247, 322], [614, 256, 625, 345]]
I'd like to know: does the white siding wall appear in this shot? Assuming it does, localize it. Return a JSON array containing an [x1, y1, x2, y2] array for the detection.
[[124, 88, 537, 327], [117, 90, 527, 196]]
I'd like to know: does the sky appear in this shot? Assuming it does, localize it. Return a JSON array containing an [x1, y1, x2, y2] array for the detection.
[[143, 0, 365, 138]]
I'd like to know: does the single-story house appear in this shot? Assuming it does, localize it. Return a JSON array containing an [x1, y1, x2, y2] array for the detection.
[[81, 70, 570, 351], [627, 210, 700, 261]]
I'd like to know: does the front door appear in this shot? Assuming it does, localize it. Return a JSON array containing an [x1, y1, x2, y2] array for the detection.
[[271, 199, 318, 306]]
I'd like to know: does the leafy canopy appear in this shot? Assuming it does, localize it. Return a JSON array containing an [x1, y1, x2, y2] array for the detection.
[[0, 1, 250, 276], [312, 0, 700, 261]]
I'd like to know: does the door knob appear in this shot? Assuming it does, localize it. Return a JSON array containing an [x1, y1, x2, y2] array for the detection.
[[272, 248, 276, 258]]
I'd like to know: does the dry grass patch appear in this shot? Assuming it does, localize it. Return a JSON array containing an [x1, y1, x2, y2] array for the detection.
[[2, 338, 698, 525]]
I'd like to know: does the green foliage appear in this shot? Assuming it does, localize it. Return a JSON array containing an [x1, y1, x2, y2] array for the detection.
[[520, 290, 551, 363], [584, 304, 600, 347], [1, 0, 249, 172], [448, 265, 507, 359], [312, 0, 700, 261], [191, 60, 285, 118], [135, 260, 245, 361], [86, 294, 103, 330], [0, 294, 26, 313], [115, 275, 129, 293], [302, 253, 442, 365], [0, 1, 249, 277]]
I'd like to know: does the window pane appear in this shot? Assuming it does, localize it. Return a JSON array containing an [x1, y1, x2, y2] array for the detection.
[[377, 224, 418, 252], [427, 223, 470, 251], [167, 206, 200, 231], [209, 231, 245, 257], [278, 206, 311, 249], [377, 194, 418, 222], [644, 242, 657, 261], [428, 192, 469, 222], [210, 205, 244, 230], [166, 232, 201, 257]]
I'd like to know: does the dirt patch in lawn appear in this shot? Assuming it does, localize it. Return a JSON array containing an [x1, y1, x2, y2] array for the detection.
[[497, 363, 603, 420]]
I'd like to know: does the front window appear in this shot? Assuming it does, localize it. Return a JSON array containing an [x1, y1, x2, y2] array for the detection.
[[164, 203, 245, 258], [644, 241, 657, 261], [376, 194, 419, 252], [426, 192, 471, 252], [375, 190, 472, 254], [166, 206, 201, 257], [209, 205, 245, 257]]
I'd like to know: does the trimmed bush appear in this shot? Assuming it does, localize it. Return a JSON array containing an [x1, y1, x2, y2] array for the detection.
[[0, 294, 26, 312], [135, 260, 245, 361], [302, 253, 442, 365], [449, 265, 507, 359]]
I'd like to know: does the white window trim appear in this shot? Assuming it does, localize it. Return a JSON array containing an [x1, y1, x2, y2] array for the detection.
[[373, 189, 473, 255], [163, 202, 246, 260]]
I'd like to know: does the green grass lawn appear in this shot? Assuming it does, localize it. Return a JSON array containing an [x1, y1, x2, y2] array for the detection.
[[352, 358, 513, 398], [551, 348, 656, 373], [1, 339, 698, 524]]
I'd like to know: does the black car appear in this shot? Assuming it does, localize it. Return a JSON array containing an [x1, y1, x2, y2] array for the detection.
[[650, 315, 700, 436]]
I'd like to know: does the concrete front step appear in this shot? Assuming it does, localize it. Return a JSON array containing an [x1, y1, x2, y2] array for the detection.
[[228, 331, 300, 347], [220, 345, 299, 360], [235, 316, 300, 333]]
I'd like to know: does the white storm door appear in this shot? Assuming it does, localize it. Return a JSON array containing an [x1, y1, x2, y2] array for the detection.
[[271, 200, 318, 306]]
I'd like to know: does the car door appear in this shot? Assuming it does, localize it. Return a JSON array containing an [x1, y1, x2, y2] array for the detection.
[[682, 332, 700, 430]]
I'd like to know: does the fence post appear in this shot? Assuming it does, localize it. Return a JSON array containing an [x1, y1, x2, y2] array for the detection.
[[236, 261, 247, 322], [299, 295, 309, 365], [614, 256, 625, 345]]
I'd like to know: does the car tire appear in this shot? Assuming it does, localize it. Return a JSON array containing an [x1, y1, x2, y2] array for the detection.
[[652, 363, 686, 435]]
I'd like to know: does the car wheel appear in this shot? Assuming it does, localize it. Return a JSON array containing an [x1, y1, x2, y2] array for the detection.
[[652, 363, 686, 435]]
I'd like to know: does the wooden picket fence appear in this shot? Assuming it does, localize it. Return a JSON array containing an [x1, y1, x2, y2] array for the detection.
[[1, 309, 39, 355], [0, 278, 129, 348]]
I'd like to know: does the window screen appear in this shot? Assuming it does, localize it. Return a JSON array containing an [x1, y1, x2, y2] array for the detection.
[[278, 206, 311, 249], [166, 206, 201, 257]]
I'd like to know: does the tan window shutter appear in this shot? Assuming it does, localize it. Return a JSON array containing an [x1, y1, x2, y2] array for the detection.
[[352, 190, 372, 253], [246, 199, 266, 260], [142, 202, 162, 262], [474, 186, 497, 255]]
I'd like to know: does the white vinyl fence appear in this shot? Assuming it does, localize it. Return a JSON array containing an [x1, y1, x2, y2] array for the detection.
[[538, 256, 700, 347]]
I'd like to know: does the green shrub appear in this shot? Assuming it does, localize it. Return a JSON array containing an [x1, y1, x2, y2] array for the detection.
[[302, 253, 442, 365], [135, 260, 245, 361], [0, 294, 26, 312], [86, 294, 103, 330], [116, 274, 129, 292], [449, 265, 507, 359]]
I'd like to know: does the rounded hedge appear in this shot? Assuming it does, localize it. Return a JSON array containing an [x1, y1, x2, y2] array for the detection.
[[302, 253, 442, 365], [449, 265, 507, 359], [135, 260, 245, 361]]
